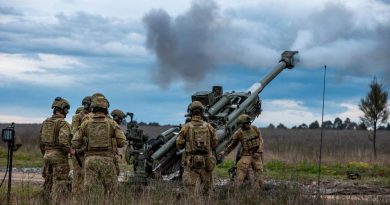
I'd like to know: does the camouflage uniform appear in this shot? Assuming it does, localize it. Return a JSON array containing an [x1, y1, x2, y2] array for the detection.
[[75, 106, 84, 114], [72, 94, 126, 199], [39, 98, 71, 204], [176, 111, 218, 195], [111, 109, 126, 176], [224, 117, 264, 189], [70, 107, 90, 194]]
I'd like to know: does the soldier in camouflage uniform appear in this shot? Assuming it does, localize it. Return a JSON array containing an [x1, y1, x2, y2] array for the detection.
[[71, 93, 126, 200], [110, 109, 126, 176], [176, 101, 218, 195], [70, 96, 91, 195], [39, 97, 71, 204], [111, 109, 126, 125], [219, 114, 264, 189], [75, 106, 84, 114]]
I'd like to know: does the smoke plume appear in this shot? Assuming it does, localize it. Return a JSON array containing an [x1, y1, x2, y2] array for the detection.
[[143, 0, 390, 88]]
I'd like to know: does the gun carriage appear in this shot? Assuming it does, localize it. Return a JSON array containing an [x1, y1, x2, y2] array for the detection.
[[125, 51, 299, 185]]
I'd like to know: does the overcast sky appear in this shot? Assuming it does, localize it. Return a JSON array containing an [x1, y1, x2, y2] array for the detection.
[[0, 0, 389, 128]]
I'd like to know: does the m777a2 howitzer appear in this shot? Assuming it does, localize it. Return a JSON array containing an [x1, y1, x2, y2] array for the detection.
[[125, 51, 299, 185]]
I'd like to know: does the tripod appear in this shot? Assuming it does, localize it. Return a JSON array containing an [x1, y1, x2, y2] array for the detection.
[[1, 123, 15, 205]]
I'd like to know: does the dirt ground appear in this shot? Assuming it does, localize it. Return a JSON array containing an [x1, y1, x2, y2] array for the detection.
[[2, 171, 390, 196]]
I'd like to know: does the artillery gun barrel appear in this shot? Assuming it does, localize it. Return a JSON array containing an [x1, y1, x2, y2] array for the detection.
[[159, 127, 178, 142], [151, 51, 298, 162], [227, 51, 298, 124], [150, 128, 179, 161], [215, 51, 298, 153], [207, 95, 230, 116]]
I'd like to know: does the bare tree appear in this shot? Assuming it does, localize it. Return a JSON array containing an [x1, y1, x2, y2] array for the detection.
[[359, 77, 389, 158]]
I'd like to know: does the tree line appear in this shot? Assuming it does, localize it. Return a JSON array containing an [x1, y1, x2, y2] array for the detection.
[[267, 117, 390, 130]]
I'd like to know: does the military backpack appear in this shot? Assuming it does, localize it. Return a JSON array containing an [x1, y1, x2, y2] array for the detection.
[[41, 117, 62, 146], [86, 117, 112, 151]]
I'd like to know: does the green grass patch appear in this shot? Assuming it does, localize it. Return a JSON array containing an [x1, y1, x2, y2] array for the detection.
[[216, 160, 235, 177], [0, 148, 43, 168], [0, 181, 42, 203], [216, 159, 390, 185]]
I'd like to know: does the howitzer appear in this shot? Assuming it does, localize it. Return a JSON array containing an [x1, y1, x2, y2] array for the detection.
[[127, 51, 299, 185]]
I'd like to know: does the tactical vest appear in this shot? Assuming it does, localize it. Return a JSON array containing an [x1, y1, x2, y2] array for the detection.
[[86, 117, 112, 151], [241, 126, 260, 153], [72, 112, 86, 135], [41, 117, 62, 146], [185, 122, 211, 155]]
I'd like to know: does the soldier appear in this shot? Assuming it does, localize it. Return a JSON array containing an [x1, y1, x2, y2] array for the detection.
[[75, 106, 84, 114], [111, 109, 126, 125], [110, 109, 126, 176], [71, 93, 126, 200], [39, 97, 71, 204], [219, 114, 264, 190], [70, 96, 91, 196], [176, 101, 218, 195]]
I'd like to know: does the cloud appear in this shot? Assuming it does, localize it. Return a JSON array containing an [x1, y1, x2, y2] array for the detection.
[[144, 0, 390, 87], [0, 11, 152, 87], [254, 99, 364, 127], [0, 6, 22, 16], [0, 11, 148, 58], [0, 114, 44, 123], [0, 53, 84, 86]]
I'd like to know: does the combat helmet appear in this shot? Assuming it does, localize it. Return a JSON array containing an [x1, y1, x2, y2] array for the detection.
[[111, 109, 126, 119], [75, 106, 84, 114], [82, 96, 92, 106], [51, 97, 70, 110], [238, 114, 251, 124], [189, 101, 205, 112], [91, 93, 110, 109]]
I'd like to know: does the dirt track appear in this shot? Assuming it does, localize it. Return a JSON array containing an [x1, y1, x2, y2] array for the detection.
[[1, 172, 43, 185], [0, 171, 128, 185], [2, 170, 390, 202]]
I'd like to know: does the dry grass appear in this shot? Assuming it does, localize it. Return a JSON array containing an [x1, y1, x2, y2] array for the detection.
[[1, 124, 390, 204], [1, 124, 389, 166], [1, 180, 389, 205], [262, 129, 390, 165]]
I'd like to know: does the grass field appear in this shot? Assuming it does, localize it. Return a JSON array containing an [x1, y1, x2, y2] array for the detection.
[[0, 124, 389, 204], [1, 177, 389, 205]]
